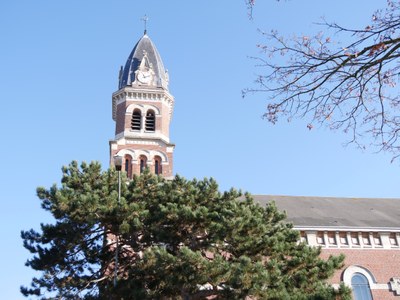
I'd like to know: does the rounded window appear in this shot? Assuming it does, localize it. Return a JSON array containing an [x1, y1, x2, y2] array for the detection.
[[124, 154, 132, 179], [139, 155, 148, 174], [154, 156, 162, 175], [351, 273, 373, 300]]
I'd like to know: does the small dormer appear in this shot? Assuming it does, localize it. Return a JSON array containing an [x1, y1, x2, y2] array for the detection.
[[134, 51, 156, 86]]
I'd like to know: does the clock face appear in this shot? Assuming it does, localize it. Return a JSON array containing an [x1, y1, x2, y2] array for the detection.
[[137, 71, 152, 84]]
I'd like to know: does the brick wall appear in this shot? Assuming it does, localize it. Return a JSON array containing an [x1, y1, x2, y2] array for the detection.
[[110, 143, 173, 178], [321, 248, 400, 299]]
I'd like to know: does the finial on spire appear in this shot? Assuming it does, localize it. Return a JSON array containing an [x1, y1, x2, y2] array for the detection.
[[141, 15, 149, 35]]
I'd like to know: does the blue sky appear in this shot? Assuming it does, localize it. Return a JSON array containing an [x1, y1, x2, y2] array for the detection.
[[0, 0, 396, 298]]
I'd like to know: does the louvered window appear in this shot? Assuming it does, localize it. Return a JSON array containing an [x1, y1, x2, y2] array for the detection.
[[145, 110, 155, 132], [131, 110, 141, 131]]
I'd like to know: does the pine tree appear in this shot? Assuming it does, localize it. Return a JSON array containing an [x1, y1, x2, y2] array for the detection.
[[21, 161, 351, 299]]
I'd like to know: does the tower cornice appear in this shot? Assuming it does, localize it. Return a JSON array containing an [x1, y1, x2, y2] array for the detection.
[[112, 87, 174, 121]]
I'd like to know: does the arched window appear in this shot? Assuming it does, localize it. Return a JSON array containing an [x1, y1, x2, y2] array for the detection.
[[145, 110, 155, 132], [131, 109, 141, 131], [124, 154, 132, 179], [154, 156, 162, 175], [139, 155, 147, 174], [351, 273, 373, 300]]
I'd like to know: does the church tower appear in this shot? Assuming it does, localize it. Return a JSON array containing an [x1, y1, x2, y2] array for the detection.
[[110, 32, 174, 178]]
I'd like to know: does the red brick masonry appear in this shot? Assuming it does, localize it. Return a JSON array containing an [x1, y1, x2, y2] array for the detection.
[[321, 248, 400, 299]]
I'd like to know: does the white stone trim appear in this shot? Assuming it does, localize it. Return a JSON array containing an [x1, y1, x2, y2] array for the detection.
[[110, 141, 118, 150], [114, 149, 137, 159], [115, 131, 170, 144], [390, 278, 400, 295], [148, 150, 168, 163], [115, 96, 125, 106], [298, 228, 400, 249], [112, 89, 170, 101], [166, 146, 174, 153], [112, 88, 174, 120], [342, 265, 390, 291], [126, 103, 161, 115], [114, 149, 169, 164], [296, 226, 400, 232], [343, 266, 376, 287]]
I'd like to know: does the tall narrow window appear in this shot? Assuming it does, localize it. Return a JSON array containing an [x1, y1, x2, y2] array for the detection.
[[351, 273, 373, 300], [124, 154, 132, 179], [139, 155, 147, 174], [154, 156, 162, 175], [145, 110, 155, 132], [131, 109, 141, 131]]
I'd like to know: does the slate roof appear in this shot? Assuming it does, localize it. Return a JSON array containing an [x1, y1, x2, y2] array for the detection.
[[252, 195, 400, 230], [119, 34, 168, 90]]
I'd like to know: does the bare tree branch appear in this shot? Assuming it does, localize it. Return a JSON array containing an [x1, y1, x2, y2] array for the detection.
[[245, 0, 400, 161]]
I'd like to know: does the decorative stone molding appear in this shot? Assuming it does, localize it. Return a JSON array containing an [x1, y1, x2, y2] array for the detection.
[[115, 131, 170, 144], [114, 149, 169, 163], [125, 103, 161, 115], [301, 229, 400, 249], [390, 277, 400, 295], [111, 88, 174, 121], [126, 140, 158, 145], [110, 142, 118, 150], [343, 266, 378, 289]]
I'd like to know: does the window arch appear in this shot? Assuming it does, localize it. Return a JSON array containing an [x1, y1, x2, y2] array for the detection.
[[131, 109, 142, 131], [154, 156, 162, 175], [145, 110, 155, 132], [124, 154, 132, 179], [139, 155, 148, 174], [343, 265, 376, 290], [351, 273, 373, 300]]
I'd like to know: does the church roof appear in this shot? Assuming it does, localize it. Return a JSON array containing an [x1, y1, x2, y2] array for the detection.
[[119, 33, 168, 90], [252, 195, 400, 230]]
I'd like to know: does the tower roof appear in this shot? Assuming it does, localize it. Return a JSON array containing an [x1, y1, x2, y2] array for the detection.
[[119, 34, 169, 90]]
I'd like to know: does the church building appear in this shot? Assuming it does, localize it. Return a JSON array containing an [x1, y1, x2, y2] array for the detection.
[[254, 195, 400, 299], [109, 31, 400, 300]]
